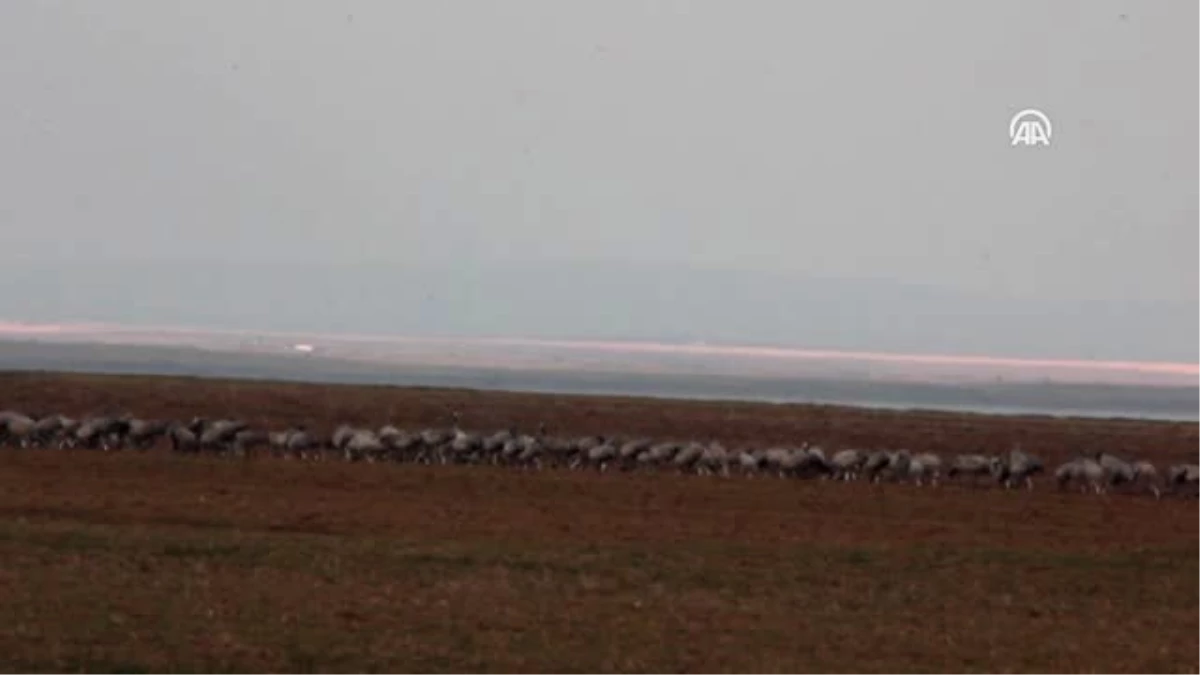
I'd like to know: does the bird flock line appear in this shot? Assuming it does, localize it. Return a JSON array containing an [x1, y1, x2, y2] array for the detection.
[[1, 409, 1196, 499]]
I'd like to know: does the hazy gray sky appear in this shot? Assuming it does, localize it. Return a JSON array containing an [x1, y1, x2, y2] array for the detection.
[[0, 1, 1195, 361]]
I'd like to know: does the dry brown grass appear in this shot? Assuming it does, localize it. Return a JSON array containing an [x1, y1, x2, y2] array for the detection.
[[0, 372, 1195, 672]]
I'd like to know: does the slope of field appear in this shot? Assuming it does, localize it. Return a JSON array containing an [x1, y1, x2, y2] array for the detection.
[[0, 373, 1196, 672]]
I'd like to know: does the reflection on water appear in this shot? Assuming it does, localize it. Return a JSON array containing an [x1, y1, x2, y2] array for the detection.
[[0, 340, 1195, 423]]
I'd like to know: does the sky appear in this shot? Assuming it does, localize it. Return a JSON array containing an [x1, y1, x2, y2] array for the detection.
[[0, 1, 1195, 363]]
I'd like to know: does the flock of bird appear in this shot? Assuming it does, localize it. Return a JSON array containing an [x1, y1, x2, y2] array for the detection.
[[1, 409, 1196, 498]]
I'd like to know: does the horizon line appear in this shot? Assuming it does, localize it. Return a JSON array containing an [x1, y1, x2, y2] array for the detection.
[[0, 319, 1195, 379]]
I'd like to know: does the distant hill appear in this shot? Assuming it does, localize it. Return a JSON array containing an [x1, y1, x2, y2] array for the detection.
[[0, 340, 1195, 421], [0, 258, 1194, 363]]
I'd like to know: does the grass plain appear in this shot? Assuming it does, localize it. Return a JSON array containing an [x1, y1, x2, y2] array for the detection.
[[0, 372, 1195, 672]]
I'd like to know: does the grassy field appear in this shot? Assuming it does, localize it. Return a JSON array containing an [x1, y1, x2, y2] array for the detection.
[[0, 372, 1196, 672]]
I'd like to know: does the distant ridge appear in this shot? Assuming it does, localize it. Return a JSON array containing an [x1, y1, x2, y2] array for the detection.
[[0, 319, 1194, 388], [0, 339, 1195, 422], [0, 258, 1194, 364]]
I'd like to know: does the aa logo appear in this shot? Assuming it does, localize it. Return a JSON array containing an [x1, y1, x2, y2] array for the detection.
[[1009, 109, 1052, 147]]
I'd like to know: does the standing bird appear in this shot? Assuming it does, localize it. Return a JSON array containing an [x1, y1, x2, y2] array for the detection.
[[197, 419, 249, 454], [0, 412, 37, 448], [946, 454, 1003, 487], [1130, 461, 1162, 499], [696, 441, 730, 477], [999, 446, 1044, 491], [124, 419, 170, 451], [231, 429, 269, 458], [910, 452, 942, 486], [343, 429, 385, 463], [1096, 452, 1139, 490], [1055, 457, 1106, 494], [167, 423, 200, 454], [449, 427, 483, 464], [830, 449, 866, 481], [671, 441, 705, 474], [586, 437, 620, 472], [1166, 464, 1199, 497]]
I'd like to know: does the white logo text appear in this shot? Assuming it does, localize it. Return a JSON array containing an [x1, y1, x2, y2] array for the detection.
[[1009, 109, 1052, 147]]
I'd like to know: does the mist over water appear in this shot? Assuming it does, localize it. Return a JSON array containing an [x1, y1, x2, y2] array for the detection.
[[1, 259, 1195, 364], [0, 340, 1194, 422]]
